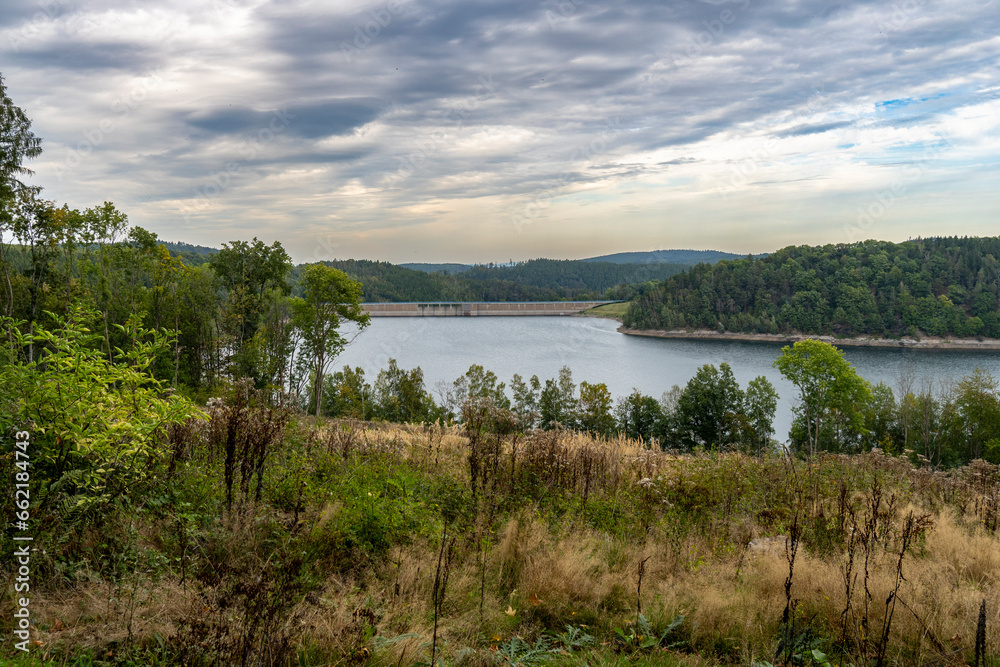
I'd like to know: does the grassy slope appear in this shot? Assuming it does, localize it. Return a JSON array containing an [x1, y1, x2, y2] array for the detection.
[[5, 413, 1000, 667], [582, 301, 630, 320]]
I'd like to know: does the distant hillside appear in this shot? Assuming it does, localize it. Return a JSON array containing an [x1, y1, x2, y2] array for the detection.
[[162, 241, 219, 255], [289, 258, 689, 302], [163, 241, 219, 267], [624, 237, 1000, 339], [460, 259, 687, 293], [583, 249, 749, 264], [399, 263, 471, 274]]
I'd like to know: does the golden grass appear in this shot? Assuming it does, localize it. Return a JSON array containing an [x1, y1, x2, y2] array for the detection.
[[10, 421, 1000, 666]]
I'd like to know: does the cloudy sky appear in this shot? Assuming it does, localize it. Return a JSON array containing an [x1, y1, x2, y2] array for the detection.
[[1, 0, 998, 263]]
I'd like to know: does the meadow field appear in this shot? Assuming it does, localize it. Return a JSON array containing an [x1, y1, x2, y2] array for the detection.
[[5, 400, 1000, 666]]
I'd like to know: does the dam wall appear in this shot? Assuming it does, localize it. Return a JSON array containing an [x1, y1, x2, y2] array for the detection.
[[362, 301, 615, 317]]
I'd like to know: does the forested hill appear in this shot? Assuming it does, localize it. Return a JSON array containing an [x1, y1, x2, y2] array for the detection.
[[583, 249, 749, 264], [623, 237, 1000, 339], [299, 258, 690, 302]]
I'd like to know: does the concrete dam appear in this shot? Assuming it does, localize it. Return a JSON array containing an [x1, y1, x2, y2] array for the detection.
[[362, 301, 615, 317]]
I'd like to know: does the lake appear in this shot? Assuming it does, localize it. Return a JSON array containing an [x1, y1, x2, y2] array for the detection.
[[333, 316, 1000, 441]]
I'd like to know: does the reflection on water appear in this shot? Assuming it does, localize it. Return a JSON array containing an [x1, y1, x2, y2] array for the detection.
[[334, 317, 1000, 442]]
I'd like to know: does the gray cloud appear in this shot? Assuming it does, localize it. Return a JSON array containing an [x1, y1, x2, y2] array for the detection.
[[185, 99, 385, 139], [1, 0, 998, 261]]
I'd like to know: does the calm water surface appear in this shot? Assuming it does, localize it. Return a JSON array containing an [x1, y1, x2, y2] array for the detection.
[[334, 316, 1000, 442]]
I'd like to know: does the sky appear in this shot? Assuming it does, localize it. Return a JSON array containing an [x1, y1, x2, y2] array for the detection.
[[1, 0, 999, 264]]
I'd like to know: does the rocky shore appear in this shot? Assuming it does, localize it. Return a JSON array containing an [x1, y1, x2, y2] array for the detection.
[[617, 326, 1000, 350]]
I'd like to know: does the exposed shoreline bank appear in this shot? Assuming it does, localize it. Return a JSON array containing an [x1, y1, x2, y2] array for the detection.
[[617, 326, 1000, 350]]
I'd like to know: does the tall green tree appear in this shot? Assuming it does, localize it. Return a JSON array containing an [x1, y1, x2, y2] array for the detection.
[[743, 376, 779, 456], [209, 238, 292, 379], [538, 366, 577, 429], [290, 263, 369, 415], [0, 73, 42, 206], [774, 339, 871, 456], [509, 372, 541, 429], [578, 380, 616, 439], [951, 368, 1000, 462], [674, 362, 745, 450], [614, 389, 663, 444], [3, 195, 76, 356], [372, 359, 436, 423], [1, 74, 43, 319], [323, 365, 372, 419], [452, 364, 511, 412]]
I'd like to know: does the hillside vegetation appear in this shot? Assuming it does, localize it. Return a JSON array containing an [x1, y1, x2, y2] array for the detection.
[[624, 237, 1000, 339], [4, 406, 999, 666], [310, 258, 689, 303], [583, 249, 750, 265]]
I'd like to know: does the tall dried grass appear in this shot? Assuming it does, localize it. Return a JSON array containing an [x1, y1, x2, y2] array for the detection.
[[11, 415, 1000, 666]]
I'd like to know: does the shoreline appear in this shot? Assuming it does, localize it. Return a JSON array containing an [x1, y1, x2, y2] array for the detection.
[[617, 326, 1000, 350]]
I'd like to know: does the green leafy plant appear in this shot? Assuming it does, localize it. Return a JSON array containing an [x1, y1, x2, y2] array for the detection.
[[611, 613, 684, 653], [0, 305, 203, 523], [495, 635, 552, 665]]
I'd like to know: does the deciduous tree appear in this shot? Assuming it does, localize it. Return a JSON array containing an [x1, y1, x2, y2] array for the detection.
[[775, 339, 871, 456], [290, 263, 369, 415]]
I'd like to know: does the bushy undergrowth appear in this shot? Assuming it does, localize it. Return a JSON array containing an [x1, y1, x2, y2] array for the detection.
[[4, 400, 1000, 666]]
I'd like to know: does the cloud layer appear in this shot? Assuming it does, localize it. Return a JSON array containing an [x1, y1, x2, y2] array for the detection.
[[2, 0, 998, 262]]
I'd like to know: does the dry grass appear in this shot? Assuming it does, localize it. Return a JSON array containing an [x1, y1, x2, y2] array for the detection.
[[8, 419, 1000, 666]]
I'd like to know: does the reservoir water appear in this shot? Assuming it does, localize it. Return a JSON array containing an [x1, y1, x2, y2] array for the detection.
[[334, 316, 1000, 442]]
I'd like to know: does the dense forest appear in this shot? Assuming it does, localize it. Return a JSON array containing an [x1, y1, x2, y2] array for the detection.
[[583, 248, 750, 264], [164, 248, 691, 302], [296, 257, 690, 302], [624, 237, 1000, 339]]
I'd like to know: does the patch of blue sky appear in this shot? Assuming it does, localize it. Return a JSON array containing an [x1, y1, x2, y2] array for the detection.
[[883, 140, 952, 156], [876, 98, 915, 110], [875, 92, 960, 125]]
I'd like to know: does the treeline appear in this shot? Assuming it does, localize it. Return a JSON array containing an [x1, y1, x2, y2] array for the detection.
[[320, 340, 1000, 468], [310, 257, 688, 303], [319, 360, 780, 456], [624, 237, 1000, 338], [0, 204, 368, 405]]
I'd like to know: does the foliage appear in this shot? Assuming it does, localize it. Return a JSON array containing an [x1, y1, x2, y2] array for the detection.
[[208, 237, 293, 381], [775, 340, 871, 456], [372, 358, 438, 423], [0, 304, 202, 522], [0, 72, 43, 205], [578, 381, 616, 439], [539, 366, 578, 429], [309, 257, 690, 303], [290, 263, 369, 414], [672, 362, 745, 449], [614, 390, 664, 444], [624, 237, 1000, 339]]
